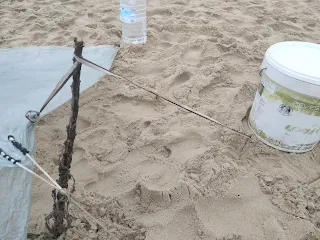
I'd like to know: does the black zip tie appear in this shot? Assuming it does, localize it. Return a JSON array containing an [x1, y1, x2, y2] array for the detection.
[[0, 148, 21, 164], [8, 135, 29, 155]]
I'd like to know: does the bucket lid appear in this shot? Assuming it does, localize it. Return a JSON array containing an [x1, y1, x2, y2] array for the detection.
[[266, 41, 320, 86]]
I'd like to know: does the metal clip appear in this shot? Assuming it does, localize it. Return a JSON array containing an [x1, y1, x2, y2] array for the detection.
[[259, 68, 267, 76]]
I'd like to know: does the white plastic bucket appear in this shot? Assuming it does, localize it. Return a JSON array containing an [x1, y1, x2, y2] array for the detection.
[[249, 41, 320, 153]]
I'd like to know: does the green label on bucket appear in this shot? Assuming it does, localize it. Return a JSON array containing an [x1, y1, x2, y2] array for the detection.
[[261, 74, 320, 116], [249, 73, 320, 153]]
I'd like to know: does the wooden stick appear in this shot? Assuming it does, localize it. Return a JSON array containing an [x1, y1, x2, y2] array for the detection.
[[51, 38, 84, 237]]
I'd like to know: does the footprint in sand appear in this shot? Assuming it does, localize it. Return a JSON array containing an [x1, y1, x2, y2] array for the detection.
[[111, 98, 160, 121], [84, 149, 181, 204], [181, 46, 203, 65], [81, 127, 128, 164], [84, 150, 148, 197], [76, 29, 90, 38], [156, 42, 173, 49], [173, 1, 187, 5], [169, 133, 207, 164], [84, 168, 122, 198], [167, 71, 192, 96], [60, 0, 79, 6], [134, 160, 186, 208], [269, 22, 301, 32], [200, 56, 219, 66], [172, 71, 192, 86], [101, 16, 118, 25], [71, 147, 99, 183], [158, 146, 172, 158], [137, 161, 180, 191], [183, 10, 196, 17], [150, 9, 173, 17], [245, 5, 265, 16], [163, 33, 179, 44], [146, 205, 205, 239], [56, 116, 91, 131], [200, 85, 235, 105], [80, 106, 99, 119], [195, 177, 303, 239]]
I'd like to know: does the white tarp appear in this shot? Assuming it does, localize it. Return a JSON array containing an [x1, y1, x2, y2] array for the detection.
[[0, 45, 118, 240]]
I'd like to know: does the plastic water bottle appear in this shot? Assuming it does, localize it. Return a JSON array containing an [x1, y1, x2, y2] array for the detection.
[[120, 0, 147, 44]]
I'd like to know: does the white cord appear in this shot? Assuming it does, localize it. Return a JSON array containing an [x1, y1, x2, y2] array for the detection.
[[0, 150, 56, 189], [26, 153, 62, 190], [1, 153, 118, 239], [17, 162, 57, 189], [74, 55, 251, 139], [23, 154, 118, 239]]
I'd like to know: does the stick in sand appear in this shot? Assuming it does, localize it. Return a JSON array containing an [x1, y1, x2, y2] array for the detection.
[[47, 38, 84, 237]]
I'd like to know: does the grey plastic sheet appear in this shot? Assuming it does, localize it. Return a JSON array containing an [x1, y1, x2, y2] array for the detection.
[[0, 45, 118, 240]]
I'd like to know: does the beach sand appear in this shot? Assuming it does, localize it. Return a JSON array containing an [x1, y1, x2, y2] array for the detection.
[[1, 0, 320, 239]]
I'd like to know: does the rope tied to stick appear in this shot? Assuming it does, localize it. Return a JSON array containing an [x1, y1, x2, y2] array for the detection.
[[1, 135, 119, 239]]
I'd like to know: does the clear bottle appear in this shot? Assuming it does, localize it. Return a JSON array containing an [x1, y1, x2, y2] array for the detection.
[[120, 0, 147, 44]]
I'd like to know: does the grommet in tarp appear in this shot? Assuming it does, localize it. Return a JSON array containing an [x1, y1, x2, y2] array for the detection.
[[25, 110, 40, 123]]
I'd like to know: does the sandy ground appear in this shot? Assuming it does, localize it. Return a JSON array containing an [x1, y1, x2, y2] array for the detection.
[[1, 0, 320, 239]]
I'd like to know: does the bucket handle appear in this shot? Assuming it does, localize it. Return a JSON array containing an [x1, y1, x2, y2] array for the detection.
[[259, 67, 267, 76]]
